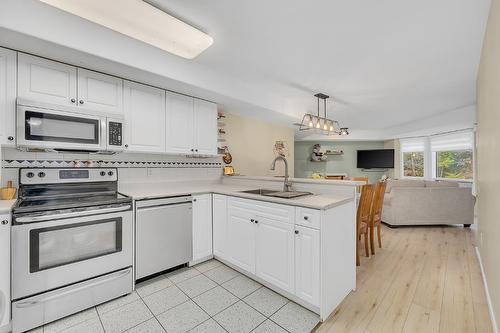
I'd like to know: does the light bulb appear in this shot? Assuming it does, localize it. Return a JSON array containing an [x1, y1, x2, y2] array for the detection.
[[329, 125, 334, 132], [308, 116, 313, 128], [316, 120, 321, 129], [323, 122, 328, 130]]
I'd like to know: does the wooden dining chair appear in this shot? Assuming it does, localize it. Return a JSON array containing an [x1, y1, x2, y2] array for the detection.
[[369, 181, 387, 255], [356, 184, 374, 266]]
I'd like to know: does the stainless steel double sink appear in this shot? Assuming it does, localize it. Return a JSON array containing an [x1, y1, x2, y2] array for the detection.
[[239, 189, 313, 199]]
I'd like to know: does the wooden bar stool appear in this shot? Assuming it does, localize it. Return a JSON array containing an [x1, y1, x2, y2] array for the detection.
[[356, 184, 374, 266], [369, 181, 387, 255]]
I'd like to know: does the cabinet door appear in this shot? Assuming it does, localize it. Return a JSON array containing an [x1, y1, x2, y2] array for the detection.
[[295, 225, 320, 306], [123, 81, 165, 152], [213, 194, 227, 259], [77, 68, 123, 114], [255, 216, 295, 293], [0, 47, 16, 146], [18, 53, 77, 106], [192, 194, 213, 262], [0, 214, 10, 329], [193, 99, 217, 155], [165, 91, 194, 154], [226, 204, 256, 273]]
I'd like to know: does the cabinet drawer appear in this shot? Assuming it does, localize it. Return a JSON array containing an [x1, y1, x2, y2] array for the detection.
[[295, 207, 320, 229], [228, 196, 294, 223]]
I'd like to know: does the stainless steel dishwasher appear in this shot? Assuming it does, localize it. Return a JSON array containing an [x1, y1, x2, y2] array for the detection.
[[135, 196, 192, 280]]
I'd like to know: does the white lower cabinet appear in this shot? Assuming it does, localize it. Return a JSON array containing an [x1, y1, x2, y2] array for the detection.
[[192, 194, 213, 263], [0, 214, 11, 330], [226, 204, 256, 273], [295, 225, 320, 306], [255, 216, 295, 293], [212, 194, 227, 258]]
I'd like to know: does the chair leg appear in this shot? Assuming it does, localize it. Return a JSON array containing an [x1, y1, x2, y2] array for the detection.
[[377, 223, 382, 248], [363, 233, 370, 257], [370, 224, 375, 255], [356, 240, 360, 266]]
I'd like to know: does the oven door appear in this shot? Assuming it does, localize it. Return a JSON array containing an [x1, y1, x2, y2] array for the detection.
[[16, 105, 106, 151], [12, 206, 133, 300]]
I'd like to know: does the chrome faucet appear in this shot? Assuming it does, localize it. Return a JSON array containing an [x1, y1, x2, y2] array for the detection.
[[270, 155, 293, 192]]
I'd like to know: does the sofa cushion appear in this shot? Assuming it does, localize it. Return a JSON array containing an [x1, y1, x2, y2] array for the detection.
[[385, 179, 425, 193], [424, 180, 459, 188]]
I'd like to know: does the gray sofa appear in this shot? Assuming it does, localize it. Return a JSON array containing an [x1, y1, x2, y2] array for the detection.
[[381, 179, 475, 226]]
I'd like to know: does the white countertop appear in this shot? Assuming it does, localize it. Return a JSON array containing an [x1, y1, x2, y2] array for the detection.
[[0, 199, 16, 214], [119, 181, 353, 210]]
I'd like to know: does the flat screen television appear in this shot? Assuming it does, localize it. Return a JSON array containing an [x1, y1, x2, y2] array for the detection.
[[357, 149, 395, 169]]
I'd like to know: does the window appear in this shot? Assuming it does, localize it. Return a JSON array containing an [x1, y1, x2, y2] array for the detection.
[[430, 131, 474, 181], [400, 138, 426, 178], [435, 150, 473, 179], [400, 130, 474, 181], [403, 151, 424, 177]]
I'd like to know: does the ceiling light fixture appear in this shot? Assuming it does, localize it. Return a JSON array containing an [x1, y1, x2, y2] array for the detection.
[[298, 93, 348, 136], [38, 0, 214, 59]]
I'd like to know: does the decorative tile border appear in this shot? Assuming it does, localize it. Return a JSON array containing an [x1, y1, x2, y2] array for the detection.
[[2, 159, 223, 169]]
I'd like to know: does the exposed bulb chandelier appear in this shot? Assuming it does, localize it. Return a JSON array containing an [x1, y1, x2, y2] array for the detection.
[[299, 93, 348, 136]]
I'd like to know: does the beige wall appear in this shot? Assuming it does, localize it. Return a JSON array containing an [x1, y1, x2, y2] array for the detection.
[[384, 139, 401, 179], [223, 113, 294, 176], [476, 0, 500, 330]]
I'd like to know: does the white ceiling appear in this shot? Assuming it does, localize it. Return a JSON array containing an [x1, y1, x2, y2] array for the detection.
[[0, 0, 491, 140]]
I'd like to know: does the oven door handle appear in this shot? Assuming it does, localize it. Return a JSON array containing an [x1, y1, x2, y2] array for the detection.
[[15, 205, 132, 223], [14, 268, 132, 308]]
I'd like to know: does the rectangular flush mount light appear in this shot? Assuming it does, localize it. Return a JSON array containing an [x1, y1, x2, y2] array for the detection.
[[39, 0, 214, 59]]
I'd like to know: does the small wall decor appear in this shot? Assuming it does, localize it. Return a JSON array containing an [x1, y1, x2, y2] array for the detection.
[[274, 140, 288, 157], [311, 144, 327, 162]]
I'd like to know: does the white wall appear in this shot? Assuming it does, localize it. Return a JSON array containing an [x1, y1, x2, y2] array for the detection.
[[223, 113, 295, 177], [476, 0, 500, 330]]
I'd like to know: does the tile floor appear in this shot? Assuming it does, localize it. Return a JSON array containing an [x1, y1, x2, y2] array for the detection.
[[28, 260, 320, 333]]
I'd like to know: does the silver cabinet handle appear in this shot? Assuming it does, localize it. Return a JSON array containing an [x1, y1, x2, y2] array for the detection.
[[79, 100, 84, 104], [303, 216, 309, 220], [1, 220, 8, 225], [70, 98, 76, 103], [15, 268, 132, 308], [15, 205, 131, 223], [295, 230, 299, 234]]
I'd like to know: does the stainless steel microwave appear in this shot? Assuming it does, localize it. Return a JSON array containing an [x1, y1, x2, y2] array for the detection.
[[16, 103, 124, 152]]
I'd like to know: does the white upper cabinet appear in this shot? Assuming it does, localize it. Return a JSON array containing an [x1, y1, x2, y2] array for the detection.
[[0, 47, 16, 146], [165, 91, 195, 154], [295, 225, 320, 307], [77, 68, 123, 114], [18, 53, 77, 106], [255, 216, 295, 293], [123, 81, 165, 152], [194, 99, 217, 155], [192, 194, 213, 263]]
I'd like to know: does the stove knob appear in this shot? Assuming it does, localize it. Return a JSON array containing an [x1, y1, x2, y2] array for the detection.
[[100, 171, 106, 176], [108, 171, 114, 176], [38, 172, 46, 178], [26, 172, 35, 178]]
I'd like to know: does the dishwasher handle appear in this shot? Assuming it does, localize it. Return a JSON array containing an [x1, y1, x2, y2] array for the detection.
[[136, 196, 192, 209]]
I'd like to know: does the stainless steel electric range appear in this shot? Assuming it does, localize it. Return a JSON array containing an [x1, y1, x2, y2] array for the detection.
[[11, 168, 133, 333]]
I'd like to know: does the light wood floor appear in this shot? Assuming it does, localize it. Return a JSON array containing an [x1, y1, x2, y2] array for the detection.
[[315, 224, 492, 333]]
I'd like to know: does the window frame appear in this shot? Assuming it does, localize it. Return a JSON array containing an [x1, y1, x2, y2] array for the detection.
[[401, 150, 425, 179], [432, 149, 474, 182]]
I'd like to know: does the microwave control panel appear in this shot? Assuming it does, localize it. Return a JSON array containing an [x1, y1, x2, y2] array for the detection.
[[108, 121, 123, 146]]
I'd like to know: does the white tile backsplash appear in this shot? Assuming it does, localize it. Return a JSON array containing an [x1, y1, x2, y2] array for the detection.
[[1, 148, 222, 187]]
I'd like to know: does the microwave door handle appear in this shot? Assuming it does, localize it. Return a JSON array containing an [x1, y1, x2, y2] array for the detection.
[[14, 268, 132, 308], [15, 205, 131, 223], [101, 119, 107, 150]]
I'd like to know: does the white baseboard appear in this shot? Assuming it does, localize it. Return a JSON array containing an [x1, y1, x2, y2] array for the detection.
[[475, 246, 499, 333]]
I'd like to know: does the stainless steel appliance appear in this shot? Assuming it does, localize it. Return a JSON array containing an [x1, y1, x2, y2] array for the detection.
[[136, 196, 193, 280], [11, 168, 133, 333], [16, 101, 124, 152]]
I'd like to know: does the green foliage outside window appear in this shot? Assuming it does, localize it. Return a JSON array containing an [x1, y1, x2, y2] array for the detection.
[[403, 152, 424, 177], [436, 150, 473, 179]]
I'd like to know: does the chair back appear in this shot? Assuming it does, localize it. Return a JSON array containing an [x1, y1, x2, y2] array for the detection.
[[350, 176, 369, 183], [357, 184, 375, 232], [371, 181, 387, 223]]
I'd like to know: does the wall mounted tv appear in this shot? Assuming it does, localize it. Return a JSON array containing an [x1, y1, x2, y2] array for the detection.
[[357, 149, 395, 169]]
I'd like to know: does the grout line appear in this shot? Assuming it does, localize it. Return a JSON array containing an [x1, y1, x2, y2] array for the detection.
[[95, 306, 107, 332]]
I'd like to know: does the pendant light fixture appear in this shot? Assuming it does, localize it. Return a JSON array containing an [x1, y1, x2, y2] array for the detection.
[[299, 93, 348, 136]]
